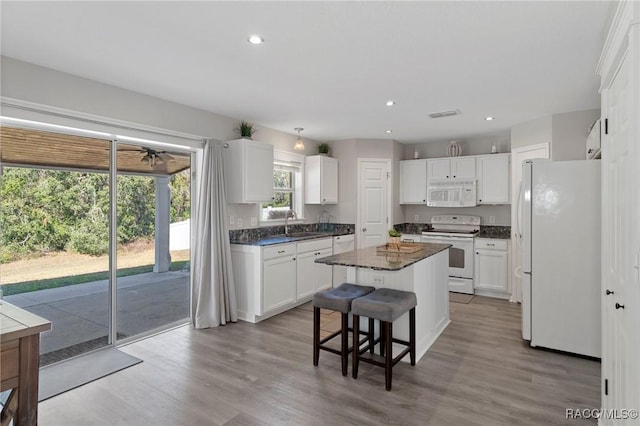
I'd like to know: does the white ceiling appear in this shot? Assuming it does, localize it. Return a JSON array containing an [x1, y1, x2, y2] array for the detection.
[[1, 1, 611, 144]]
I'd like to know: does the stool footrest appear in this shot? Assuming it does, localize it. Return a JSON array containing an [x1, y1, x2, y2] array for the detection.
[[356, 344, 411, 367], [319, 328, 369, 346]]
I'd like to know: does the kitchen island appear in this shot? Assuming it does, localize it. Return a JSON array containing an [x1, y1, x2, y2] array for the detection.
[[315, 242, 450, 362]]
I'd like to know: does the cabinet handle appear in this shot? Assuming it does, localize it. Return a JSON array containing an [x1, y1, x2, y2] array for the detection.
[[453, 175, 456, 178], [322, 198, 326, 201], [423, 199, 426, 202], [588, 148, 594, 154], [292, 257, 296, 261], [362, 227, 367, 232], [479, 199, 483, 202], [476, 252, 479, 255], [487, 243, 495, 247], [277, 250, 285, 253], [446, 175, 449, 178], [605, 289, 614, 295], [615, 303, 625, 310]]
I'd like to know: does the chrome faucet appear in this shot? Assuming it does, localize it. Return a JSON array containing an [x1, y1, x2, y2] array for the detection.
[[284, 209, 296, 235]]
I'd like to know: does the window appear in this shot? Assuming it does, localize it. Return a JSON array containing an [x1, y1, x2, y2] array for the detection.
[[260, 151, 304, 222]]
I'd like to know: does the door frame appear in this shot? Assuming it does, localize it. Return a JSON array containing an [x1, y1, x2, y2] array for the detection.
[[356, 158, 392, 249]]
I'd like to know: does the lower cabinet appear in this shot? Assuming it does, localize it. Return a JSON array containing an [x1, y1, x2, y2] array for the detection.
[[231, 237, 334, 323], [296, 239, 333, 299], [263, 254, 297, 313], [474, 238, 510, 298]]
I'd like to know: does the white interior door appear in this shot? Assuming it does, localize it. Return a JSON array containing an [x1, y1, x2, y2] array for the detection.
[[510, 143, 549, 303], [357, 159, 390, 249], [602, 50, 640, 418]]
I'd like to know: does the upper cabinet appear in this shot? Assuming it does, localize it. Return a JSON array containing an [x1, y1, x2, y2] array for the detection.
[[305, 155, 338, 204], [223, 138, 274, 204], [476, 154, 510, 204], [427, 157, 476, 180], [400, 159, 427, 204]]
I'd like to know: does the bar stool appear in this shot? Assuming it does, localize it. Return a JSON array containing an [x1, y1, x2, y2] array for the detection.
[[351, 288, 417, 390], [312, 283, 375, 376]]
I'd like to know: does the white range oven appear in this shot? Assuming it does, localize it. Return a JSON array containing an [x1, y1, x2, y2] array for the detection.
[[421, 215, 480, 294]]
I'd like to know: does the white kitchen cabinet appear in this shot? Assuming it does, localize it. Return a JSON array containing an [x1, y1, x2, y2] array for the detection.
[[231, 237, 334, 323], [332, 234, 355, 287], [223, 138, 274, 204], [296, 238, 333, 298], [305, 155, 338, 204], [263, 252, 297, 313], [427, 157, 475, 180], [474, 238, 509, 297], [476, 154, 510, 204], [400, 159, 428, 204]]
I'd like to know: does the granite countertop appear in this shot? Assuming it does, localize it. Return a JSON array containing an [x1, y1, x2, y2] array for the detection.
[[315, 242, 451, 271], [477, 226, 511, 239], [232, 231, 341, 247], [230, 223, 354, 246]]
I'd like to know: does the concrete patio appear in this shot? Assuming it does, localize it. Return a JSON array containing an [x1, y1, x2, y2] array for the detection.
[[4, 270, 190, 365]]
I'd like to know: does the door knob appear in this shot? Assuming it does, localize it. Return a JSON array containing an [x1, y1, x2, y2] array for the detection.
[[361, 227, 367, 232], [615, 303, 625, 310], [605, 289, 614, 295]]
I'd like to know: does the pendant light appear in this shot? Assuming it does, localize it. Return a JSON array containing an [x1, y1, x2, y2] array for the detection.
[[294, 127, 305, 151]]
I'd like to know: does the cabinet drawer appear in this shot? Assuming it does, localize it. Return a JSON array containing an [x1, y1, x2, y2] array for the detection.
[[263, 243, 296, 260], [297, 237, 333, 254], [475, 239, 508, 251]]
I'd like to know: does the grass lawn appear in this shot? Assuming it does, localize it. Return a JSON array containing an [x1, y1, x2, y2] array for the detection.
[[1, 242, 190, 295], [1, 261, 189, 296]]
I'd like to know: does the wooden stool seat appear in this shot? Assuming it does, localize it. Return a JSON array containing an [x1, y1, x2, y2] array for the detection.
[[312, 283, 375, 376], [351, 288, 417, 391]]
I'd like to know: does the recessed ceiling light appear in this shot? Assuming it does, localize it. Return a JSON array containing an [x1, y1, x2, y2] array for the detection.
[[385, 130, 392, 134], [485, 116, 495, 121], [385, 100, 395, 106], [248, 35, 264, 45]]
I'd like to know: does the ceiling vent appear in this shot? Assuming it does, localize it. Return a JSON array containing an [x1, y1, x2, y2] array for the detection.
[[428, 109, 461, 119]]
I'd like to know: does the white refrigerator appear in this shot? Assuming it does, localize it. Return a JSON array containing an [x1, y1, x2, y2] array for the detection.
[[521, 159, 601, 357]]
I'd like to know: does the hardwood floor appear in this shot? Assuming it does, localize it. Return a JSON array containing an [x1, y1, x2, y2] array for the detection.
[[38, 296, 600, 425]]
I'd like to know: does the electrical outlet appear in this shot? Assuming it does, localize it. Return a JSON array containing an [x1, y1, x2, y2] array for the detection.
[[372, 276, 384, 285], [237, 218, 243, 228], [414, 214, 419, 222], [229, 216, 235, 226], [489, 216, 496, 224], [250, 217, 257, 226]]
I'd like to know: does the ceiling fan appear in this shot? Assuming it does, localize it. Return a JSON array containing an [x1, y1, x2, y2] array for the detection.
[[118, 147, 175, 167]]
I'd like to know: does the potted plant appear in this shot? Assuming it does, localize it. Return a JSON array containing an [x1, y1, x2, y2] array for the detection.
[[388, 229, 402, 247], [317, 143, 330, 156], [236, 120, 256, 139]]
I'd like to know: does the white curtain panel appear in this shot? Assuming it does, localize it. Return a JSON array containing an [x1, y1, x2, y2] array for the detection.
[[192, 140, 238, 328]]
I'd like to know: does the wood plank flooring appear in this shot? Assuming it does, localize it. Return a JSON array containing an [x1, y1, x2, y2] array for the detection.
[[38, 296, 600, 425]]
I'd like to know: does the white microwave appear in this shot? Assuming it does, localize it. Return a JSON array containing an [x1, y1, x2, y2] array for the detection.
[[427, 179, 477, 207]]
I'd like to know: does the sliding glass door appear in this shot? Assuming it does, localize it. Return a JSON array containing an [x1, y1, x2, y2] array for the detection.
[[115, 143, 191, 342], [0, 125, 193, 365]]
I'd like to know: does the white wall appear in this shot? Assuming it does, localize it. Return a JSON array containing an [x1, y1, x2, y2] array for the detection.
[[324, 138, 402, 225], [1, 57, 323, 229], [405, 131, 511, 160], [510, 109, 599, 160], [511, 115, 552, 151], [551, 109, 599, 160]]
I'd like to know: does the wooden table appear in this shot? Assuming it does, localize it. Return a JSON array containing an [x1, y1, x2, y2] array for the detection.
[[1, 301, 51, 426]]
